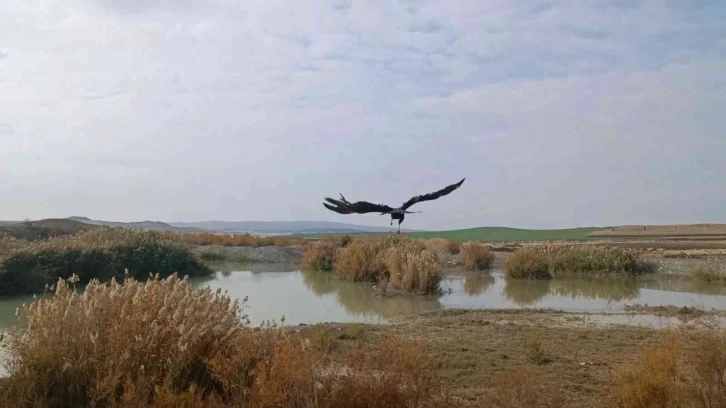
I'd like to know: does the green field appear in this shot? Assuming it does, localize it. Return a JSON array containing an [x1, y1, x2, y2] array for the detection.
[[304, 226, 606, 242]]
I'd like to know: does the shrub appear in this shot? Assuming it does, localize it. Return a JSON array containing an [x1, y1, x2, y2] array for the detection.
[[504, 248, 552, 279], [601, 334, 684, 408], [423, 238, 448, 252], [1, 274, 441, 407], [301, 240, 340, 271], [485, 367, 563, 408], [504, 244, 647, 279], [384, 242, 442, 295], [0, 228, 211, 296], [333, 235, 412, 282], [460, 242, 495, 270], [692, 262, 726, 283], [446, 240, 461, 255]]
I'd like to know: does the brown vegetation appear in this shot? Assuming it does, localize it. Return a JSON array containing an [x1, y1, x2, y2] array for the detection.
[[423, 238, 460, 255], [504, 244, 648, 279], [333, 236, 443, 294], [384, 241, 442, 294], [1, 274, 441, 407], [602, 321, 726, 408], [174, 232, 307, 247], [301, 239, 341, 271], [460, 242, 495, 270]]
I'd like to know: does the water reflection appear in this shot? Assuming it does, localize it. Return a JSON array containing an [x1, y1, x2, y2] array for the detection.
[[1, 263, 726, 329], [501, 279, 551, 306], [550, 278, 641, 302], [463, 273, 495, 296]]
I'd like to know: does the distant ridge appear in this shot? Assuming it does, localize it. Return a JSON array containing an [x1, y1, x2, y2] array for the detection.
[[168, 220, 418, 234]]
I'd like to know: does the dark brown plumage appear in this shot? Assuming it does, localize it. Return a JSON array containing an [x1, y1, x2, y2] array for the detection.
[[323, 178, 465, 233]]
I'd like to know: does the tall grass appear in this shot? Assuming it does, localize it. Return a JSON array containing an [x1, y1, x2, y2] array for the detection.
[[1, 274, 440, 407], [423, 238, 460, 255], [301, 240, 340, 272], [504, 244, 647, 279], [331, 236, 443, 295], [174, 232, 306, 247], [384, 242, 442, 294], [0, 228, 211, 296], [460, 242, 495, 270]]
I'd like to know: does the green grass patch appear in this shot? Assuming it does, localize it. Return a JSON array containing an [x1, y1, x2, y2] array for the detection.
[[305, 226, 604, 242], [408, 227, 604, 242], [0, 228, 212, 297]]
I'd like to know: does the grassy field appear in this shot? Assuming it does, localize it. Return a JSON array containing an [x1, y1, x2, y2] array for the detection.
[[306, 227, 605, 242]]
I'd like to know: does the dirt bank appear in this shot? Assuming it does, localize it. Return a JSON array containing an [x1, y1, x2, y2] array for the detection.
[[298, 308, 720, 407]]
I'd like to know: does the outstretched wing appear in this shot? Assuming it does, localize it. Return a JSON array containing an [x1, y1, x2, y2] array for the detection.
[[400, 177, 466, 210], [323, 194, 394, 215]]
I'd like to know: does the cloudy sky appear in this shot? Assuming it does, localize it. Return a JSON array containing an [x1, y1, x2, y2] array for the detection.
[[1, 0, 724, 230]]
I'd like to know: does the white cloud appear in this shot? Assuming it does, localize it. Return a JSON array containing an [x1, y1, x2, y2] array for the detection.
[[0, 0, 724, 229]]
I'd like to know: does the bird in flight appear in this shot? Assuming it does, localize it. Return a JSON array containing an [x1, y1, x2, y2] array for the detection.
[[323, 178, 466, 234]]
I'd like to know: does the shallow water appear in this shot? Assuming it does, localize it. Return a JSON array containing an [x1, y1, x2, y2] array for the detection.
[[2, 262, 726, 330]]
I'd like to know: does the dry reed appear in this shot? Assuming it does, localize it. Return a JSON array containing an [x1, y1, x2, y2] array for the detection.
[[460, 242, 495, 270], [504, 244, 647, 279], [1, 274, 442, 407], [384, 242, 442, 295]]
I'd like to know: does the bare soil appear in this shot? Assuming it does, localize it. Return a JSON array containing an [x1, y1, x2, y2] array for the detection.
[[299, 308, 718, 407]]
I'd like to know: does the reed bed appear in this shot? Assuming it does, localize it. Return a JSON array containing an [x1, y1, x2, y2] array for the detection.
[[1, 274, 440, 407], [384, 241, 442, 294], [0, 228, 211, 296], [301, 239, 341, 272], [504, 244, 648, 279], [423, 238, 460, 255], [333, 236, 443, 295], [173, 232, 306, 247], [460, 242, 495, 270]]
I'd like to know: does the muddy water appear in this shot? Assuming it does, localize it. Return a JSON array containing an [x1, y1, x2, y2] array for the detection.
[[1, 262, 726, 330]]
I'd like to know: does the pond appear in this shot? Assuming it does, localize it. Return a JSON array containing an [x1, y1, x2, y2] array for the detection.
[[2, 261, 726, 330]]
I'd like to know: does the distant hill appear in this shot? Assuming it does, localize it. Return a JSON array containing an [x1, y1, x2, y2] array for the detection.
[[0, 218, 98, 240], [68, 217, 210, 233], [168, 220, 416, 235]]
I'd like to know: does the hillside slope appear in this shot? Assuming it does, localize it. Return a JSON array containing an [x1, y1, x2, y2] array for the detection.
[[0, 218, 98, 240]]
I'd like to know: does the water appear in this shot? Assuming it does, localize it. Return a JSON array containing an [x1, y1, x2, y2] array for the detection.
[[2, 262, 726, 330]]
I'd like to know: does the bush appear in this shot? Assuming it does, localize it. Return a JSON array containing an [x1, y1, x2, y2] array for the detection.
[[504, 244, 647, 279], [1, 274, 441, 407], [446, 240, 461, 255], [460, 242, 495, 270], [0, 228, 211, 296], [504, 248, 552, 279], [384, 242, 442, 295], [301, 240, 340, 271], [333, 235, 411, 282]]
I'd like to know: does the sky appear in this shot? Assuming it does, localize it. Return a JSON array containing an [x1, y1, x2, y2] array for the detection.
[[1, 0, 725, 230]]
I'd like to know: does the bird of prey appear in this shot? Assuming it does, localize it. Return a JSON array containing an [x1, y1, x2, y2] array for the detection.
[[323, 178, 466, 234]]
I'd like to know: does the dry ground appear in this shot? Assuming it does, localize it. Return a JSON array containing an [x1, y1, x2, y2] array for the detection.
[[296, 308, 717, 407]]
